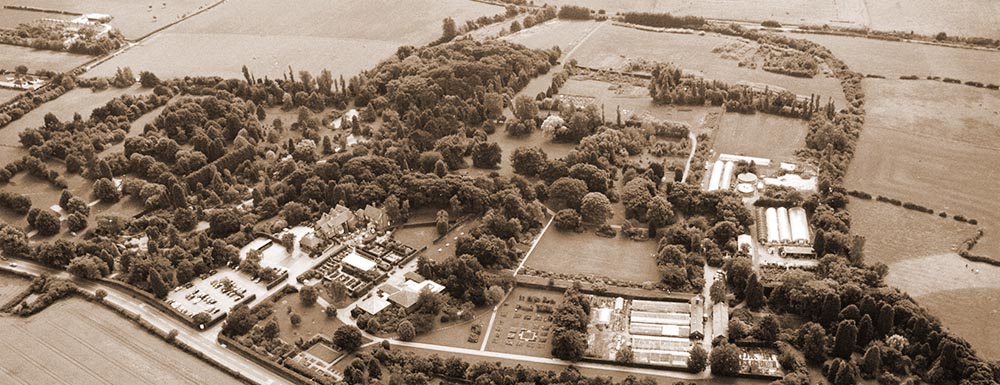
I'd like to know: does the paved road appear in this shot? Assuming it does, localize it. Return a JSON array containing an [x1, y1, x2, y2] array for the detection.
[[681, 131, 698, 183], [394, 340, 712, 380], [2, 259, 291, 385]]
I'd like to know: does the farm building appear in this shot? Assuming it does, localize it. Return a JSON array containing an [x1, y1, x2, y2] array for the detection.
[[779, 246, 816, 258], [689, 296, 704, 338], [776, 207, 792, 243], [737, 234, 754, 254], [707, 160, 724, 191], [720, 161, 735, 190], [712, 302, 729, 339], [765, 208, 779, 243], [763, 174, 816, 191], [789, 208, 810, 243], [760, 206, 811, 246]]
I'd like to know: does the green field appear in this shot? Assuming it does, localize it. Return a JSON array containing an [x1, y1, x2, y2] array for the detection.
[[0, 299, 242, 385], [527, 229, 661, 283], [89, 0, 501, 79]]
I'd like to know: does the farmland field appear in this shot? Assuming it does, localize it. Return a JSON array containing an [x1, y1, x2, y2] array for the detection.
[[533, 0, 999, 38], [844, 80, 1000, 257], [569, 24, 848, 108], [527, 229, 661, 283], [713, 112, 808, 162], [786, 32, 1000, 84], [88, 0, 502, 79], [0, 88, 21, 103], [0, 0, 218, 39], [0, 298, 242, 385], [0, 8, 73, 29], [846, 80, 1000, 360], [884, 253, 1000, 360], [849, 199, 975, 266], [0, 273, 28, 305], [865, 0, 1000, 39], [0, 44, 91, 74]]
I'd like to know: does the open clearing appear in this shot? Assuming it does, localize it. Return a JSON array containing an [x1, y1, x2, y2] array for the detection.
[[527, 229, 661, 283], [844, 80, 1000, 257], [0, 298, 242, 385], [786, 32, 1000, 84], [885, 253, 1000, 360], [570, 24, 848, 108], [0, 44, 91, 74], [89, 0, 501, 79], [713, 112, 808, 162], [0, 0, 218, 39]]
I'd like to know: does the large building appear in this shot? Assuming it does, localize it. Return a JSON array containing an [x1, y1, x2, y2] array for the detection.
[[315, 205, 355, 239]]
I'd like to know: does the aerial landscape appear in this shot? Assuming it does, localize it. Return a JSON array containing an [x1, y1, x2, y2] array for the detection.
[[0, 1, 997, 384]]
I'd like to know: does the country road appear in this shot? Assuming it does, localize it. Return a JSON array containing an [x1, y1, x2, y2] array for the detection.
[[2, 259, 291, 385]]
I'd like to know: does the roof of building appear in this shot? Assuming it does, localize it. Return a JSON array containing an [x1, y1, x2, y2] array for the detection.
[[299, 233, 321, 249], [343, 252, 377, 272], [403, 272, 425, 283], [357, 296, 391, 315], [316, 205, 353, 232], [781, 246, 816, 255], [389, 279, 446, 309], [403, 279, 444, 294], [388, 289, 421, 309], [379, 283, 400, 295]]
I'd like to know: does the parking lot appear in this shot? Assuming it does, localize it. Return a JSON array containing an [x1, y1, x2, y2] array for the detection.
[[166, 269, 265, 319]]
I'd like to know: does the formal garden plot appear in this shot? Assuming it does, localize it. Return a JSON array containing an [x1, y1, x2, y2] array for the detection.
[[527, 230, 661, 284], [0, 299, 242, 385], [484, 286, 562, 358]]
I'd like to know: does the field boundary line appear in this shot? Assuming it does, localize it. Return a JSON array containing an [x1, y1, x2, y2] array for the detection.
[[479, 213, 553, 351]]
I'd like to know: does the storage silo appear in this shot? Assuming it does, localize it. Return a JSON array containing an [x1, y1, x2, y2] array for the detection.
[[765, 208, 779, 244], [707, 160, 724, 191], [720, 161, 735, 190], [789, 207, 810, 244], [776, 207, 792, 243]]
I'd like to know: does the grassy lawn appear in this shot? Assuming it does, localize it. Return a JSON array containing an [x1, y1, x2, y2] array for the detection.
[[271, 291, 344, 345], [527, 229, 661, 283], [713, 112, 809, 163]]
